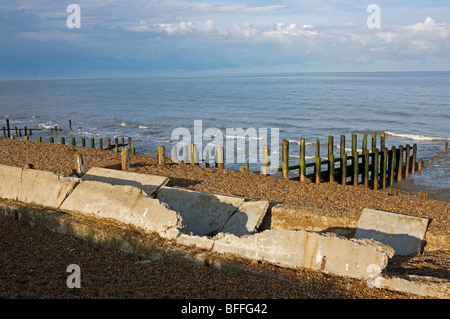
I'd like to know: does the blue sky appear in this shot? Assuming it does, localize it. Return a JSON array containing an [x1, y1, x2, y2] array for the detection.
[[1, 0, 450, 79]]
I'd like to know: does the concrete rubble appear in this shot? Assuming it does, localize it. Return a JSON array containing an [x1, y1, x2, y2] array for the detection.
[[0, 164, 447, 298]]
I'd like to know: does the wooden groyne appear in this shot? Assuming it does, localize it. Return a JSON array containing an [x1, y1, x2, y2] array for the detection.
[[3, 119, 135, 154]]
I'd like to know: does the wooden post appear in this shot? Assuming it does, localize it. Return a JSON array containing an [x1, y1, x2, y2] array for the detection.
[[128, 137, 132, 149], [380, 132, 385, 151], [352, 134, 358, 186], [262, 145, 269, 175], [15, 127, 18, 139], [69, 120, 72, 130], [412, 144, 417, 174], [24, 126, 28, 137], [99, 138, 103, 150], [373, 148, 379, 190], [362, 134, 367, 152], [2, 127, 6, 139], [282, 139, 289, 179], [299, 138, 306, 182], [72, 137, 76, 146], [328, 136, 334, 183], [121, 147, 130, 171], [6, 119, 10, 138], [244, 161, 249, 172], [49, 136, 54, 143], [418, 158, 422, 171], [74, 154, 86, 176], [24, 135, 29, 141], [340, 135, 345, 159], [190, 143, 197, 165], [363, 149, 369, 188], [382, 147, 387, 189], [81, 138, 86, 147], [445, 142, 448, 154], [55, 126, 58, 134], [371, 132, 376, 152], [38, 136, 42, 142], [397, 145, 404, 182], [157, 145, 165, 165], [132, 146, 136, 155], [107, 138, 111, 149], [91, 138, 95, 148], [341, 153, 347, 185], [217, 144, 225, 170], [315, 138, 321, 184], [389, 146, 396, 186], [405, 144, 410, 178], [61, 137, 65, 145], [115, 138, 118, 151]]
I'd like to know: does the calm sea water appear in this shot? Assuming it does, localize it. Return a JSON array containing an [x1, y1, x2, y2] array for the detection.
[[0, 72, 449, 201]]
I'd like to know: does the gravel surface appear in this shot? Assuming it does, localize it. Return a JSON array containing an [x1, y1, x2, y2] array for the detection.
[[0, 215, 417, 299], [0, 139, 448, 300]]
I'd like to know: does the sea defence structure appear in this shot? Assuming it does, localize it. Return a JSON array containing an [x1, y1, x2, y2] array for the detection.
[[0, 164, 447, 297]]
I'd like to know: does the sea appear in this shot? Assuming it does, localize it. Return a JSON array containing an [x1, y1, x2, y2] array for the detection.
[[0, 71, 449, 201]]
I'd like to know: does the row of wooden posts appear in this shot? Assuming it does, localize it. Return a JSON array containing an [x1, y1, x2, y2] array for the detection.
[[155, 132, 448, 191]]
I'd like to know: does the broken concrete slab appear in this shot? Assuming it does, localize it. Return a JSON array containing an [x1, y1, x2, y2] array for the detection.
[[0, 164, 23, 201], [81, 167, 169, 197], [213, 229, 392, 280], [156, 187, 245, 236], [17, 168, 80, 209], [60, 180, 183, 233], [268, 203, 357, 237], [354, 208, 431, 255], [220, 200, 269, 236]]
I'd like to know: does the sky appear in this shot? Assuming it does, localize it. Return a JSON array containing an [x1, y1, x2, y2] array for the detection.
[[1, 0, 450, 79]]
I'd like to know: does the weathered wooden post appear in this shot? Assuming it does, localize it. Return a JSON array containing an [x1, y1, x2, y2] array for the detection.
[[352, 134, 358, 186], [114, 138, 118, 151], [132, 146, 136, 155], [91, 138, 95, 148], [128, 137, 132, 149], [244, 161, 249, 172], [315, 138, 321, 184], [49, 136, 54, 143], [217, 144, 225, 170], [24, 135, 29, 141], [341, 153, 347, 185], [38, 136, 42, 142], [371, 132, 377, 153], [157, 145, 165, 165], [121, 147, 130, 171], [405, 144, 410, 178], [418, 158, 422, 171], [412, 144, 417, 174], [69, 120, 72, 130], [282, 139, 289, 179], [299, 138, 306, 182], [81, 138, 86, 147], [363, 149, 369, 188], [72, 137, 76, 146], [262, 145, 269, 175], [362, 133, 368, 152], [389, 146, 396, 186], [380, 132, 385, 151], [107, 138, 111, 149], [382, 147, 388, 189], [99, 138, 103, 150], [445, 142, 448, 154], [2, 127, 6, 139], [24, 126, 28, 137], [373, 148, 379, 190], [15, 127, 18, 139], [61, 137, 65, 145], [340, 135, 345, 159], [397, 145, 404, 182], [6, 119, 10, 138], [74, 154, 86, 176], [328, 136, 335, 183]]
